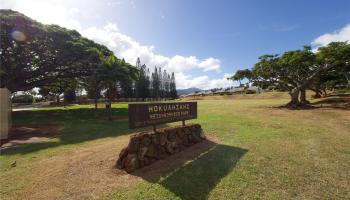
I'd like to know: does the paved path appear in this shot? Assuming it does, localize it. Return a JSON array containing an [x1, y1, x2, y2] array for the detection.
[[12, 107, 36, 111]]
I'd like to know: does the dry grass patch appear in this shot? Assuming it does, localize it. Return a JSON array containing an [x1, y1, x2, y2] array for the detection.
[[1, 124, 64, 149], [2, 134, 220, 200]]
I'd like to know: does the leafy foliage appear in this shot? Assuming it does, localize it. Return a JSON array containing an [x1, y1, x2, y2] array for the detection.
[[229, 69, 253, 86], [1, 10, 179, 103], [0, 9, 112, 92], [235, 42, 350, 107], [135, 58, 177, 99]]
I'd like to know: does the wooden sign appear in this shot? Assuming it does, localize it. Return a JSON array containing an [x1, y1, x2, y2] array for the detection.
[[128, 102, 197, 129]]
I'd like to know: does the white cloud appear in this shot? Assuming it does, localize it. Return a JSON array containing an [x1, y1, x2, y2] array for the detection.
[[81, 23, 222, 74], [176, 73, 234, 89], [104, 22, 119, 32], [199, 58, 221, 72], [312, 24, 350, 47], [2, 0, 229, 89], [0, 0, 83, 31]]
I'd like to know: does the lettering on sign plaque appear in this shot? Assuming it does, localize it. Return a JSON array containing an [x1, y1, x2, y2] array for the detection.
[[128, 102, 197, 129]]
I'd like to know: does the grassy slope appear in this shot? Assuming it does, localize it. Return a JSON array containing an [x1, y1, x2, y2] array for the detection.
[[1, 93, 349, 199]]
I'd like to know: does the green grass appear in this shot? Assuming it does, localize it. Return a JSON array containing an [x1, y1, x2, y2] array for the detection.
[[2, 104, 128, 155], [1, 96, 350, 199]]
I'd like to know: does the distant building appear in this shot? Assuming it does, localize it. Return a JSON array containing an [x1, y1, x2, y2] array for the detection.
[[213, 89, 228, 95], [227, 87, 245, 94], [204, 90, 213, 95], [181, 86, 262, 97], [246, 86, 261, 93]]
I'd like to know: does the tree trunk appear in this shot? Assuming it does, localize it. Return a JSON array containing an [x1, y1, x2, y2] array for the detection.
[[94, 89, 98, 109], [106, 87, 114, 121], [287, 88, 300, 108], [314, 90, 321, 98], [94, 98, 98, 109], [322, 89, 327, 97], [299, 89, 309, 105], [108, 99, 112, 120], [313, 86, 322, 98], [345, 74, 350, 87], [56, 95, 60, 105]]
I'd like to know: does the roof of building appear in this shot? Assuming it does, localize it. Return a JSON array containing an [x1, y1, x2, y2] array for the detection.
[[246, 86, 261, 91]]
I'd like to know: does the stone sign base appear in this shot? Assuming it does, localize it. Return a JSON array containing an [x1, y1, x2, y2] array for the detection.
[[116, 124, 206, 172]]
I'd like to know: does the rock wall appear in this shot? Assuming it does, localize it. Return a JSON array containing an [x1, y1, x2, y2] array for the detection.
[[116, 124, 206, 172]]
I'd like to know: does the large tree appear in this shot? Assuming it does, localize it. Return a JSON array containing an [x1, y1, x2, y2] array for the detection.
[[316, 42, 350, 87], [252, 46, 317, 107], [98, 55, 138, 119], [0, 9, 112, 92], [251, 43, 350, 107], [277, 46, 317, 105]]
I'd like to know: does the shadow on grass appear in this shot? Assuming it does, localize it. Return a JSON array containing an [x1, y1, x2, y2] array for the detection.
[[132, 141, 247, 200], [273, 96, 350, 110], [309, 97, 350, 110], [2, 108, 155, 155]]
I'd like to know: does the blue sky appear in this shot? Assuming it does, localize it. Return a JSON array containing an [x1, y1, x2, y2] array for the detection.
[[1, 0, 350, 89]]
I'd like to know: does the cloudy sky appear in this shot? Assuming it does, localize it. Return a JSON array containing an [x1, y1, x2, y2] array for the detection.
[[1, 0, 350, 89]]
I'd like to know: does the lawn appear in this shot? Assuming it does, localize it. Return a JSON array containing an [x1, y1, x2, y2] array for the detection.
[[1, 93, 349, 199]]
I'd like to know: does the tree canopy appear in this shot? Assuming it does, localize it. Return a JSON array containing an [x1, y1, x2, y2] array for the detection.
[[0, 10, 178, 103], [0, 9, 113, 92], [233, 42, 350, 107], [229, 69, 253, 86]]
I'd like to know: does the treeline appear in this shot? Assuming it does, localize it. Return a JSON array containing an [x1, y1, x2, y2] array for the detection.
[[229, 42, 350, 107], [86, 58, 178, 101], [134, 58, 177, 100], [84, 57, 178, 106], [0, 10, 177, 110]]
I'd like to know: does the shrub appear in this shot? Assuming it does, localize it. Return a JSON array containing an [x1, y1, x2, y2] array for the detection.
[[12, 94, 34, 104]]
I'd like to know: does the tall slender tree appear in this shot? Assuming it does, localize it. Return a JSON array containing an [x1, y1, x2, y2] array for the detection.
[[169, 72, 177, 99], [135, 63, 150, 100], [163, 70, 170, 98], [151, 67, 160, 98], [158, 67, 164, 98]]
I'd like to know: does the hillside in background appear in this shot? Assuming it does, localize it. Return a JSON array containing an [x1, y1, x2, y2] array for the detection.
[[177, 87, 202, 95]]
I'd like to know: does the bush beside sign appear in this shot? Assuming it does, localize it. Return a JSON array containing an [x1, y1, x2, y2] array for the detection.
[[128, 102, 197, 129]]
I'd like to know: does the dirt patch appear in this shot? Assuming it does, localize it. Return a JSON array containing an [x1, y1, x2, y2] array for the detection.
[[0, 124, 64, 149], [6, 134, 220, 200]]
